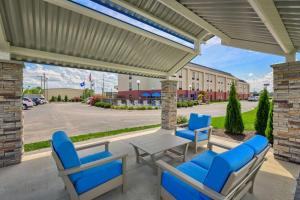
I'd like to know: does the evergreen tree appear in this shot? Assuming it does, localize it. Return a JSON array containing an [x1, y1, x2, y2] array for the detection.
[[224, 82, 244, 134], [57, 94, 62, 102], [265, 102, 273, 144], [50, 96, 55, 102], [255, 89, 270, 135], [64, 95, 68, 102]]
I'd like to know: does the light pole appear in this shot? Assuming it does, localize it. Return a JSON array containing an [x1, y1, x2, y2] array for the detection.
[[136, 80, 141, 102], [188, 84, 192, 100]]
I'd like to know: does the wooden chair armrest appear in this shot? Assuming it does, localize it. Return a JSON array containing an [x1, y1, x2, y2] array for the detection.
[[175, 123, 189, 128], [156, 160, 226, 200], [75, 141, 110, 151], [207, 140, 233, 150], [59, 154, 127, 176]]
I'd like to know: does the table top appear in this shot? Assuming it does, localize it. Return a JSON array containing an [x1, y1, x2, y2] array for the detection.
[[130, 133, 190, 155]]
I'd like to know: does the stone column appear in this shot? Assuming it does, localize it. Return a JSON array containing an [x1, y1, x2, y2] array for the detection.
[[161, 79, 177, 130], [0, 60, 23, 167], [272, 61, 300, 164]]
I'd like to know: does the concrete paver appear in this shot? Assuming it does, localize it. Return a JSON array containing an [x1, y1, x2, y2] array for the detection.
[[0, 129, 299, 200], [23, 101, 257, 143]]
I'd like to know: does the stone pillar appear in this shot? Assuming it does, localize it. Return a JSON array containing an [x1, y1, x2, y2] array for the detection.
[[272, 61, 300, 164], [0, 60, 23, 167], [161, 79, 177, 130]]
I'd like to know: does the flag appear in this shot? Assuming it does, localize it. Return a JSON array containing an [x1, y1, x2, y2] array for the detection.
[[80, 81, 85, 87], [89, 73, 92, 82]]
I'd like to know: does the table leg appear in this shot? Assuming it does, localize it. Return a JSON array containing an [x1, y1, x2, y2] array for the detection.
[[183, 143, 189, 162], [151, 154, 158, 175], [133, 146, 141, 164]]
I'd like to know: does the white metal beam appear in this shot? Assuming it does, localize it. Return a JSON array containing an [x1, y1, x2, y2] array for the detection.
[[168, 52, 198, 76], [42, 0, 194, 54], [285, 53, 296, 62], [222, 39, 285, 56], [248, 0, 295, 54], [9, 46, 169, 78], [0, 12, 10, 59], [110, 0, 197, 42], [157, 0, 231, 43]]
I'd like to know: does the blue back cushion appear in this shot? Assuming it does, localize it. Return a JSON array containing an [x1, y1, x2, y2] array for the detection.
[[204, 144, 254, 193], [244, 135, 268, 155], [52, 131, 81, 182], [188, 113, 211, 132]]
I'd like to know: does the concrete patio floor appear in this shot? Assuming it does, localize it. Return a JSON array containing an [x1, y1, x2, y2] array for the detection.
[[0, 128, 299, 200]]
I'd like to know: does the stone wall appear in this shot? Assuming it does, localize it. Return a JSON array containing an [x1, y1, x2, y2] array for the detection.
[[161, 80, 177, 130], [0, 60, 23, 167], [272, 61, 300, 164]]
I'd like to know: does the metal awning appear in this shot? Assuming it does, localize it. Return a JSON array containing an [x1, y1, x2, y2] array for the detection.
[[0, 0, 299, 79]]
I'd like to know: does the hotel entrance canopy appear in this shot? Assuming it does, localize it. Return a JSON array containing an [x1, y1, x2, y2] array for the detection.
[[0, 0, 299, 78]]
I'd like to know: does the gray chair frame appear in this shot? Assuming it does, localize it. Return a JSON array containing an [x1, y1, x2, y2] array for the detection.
[[157, 141, 270, 200], [175, 123, 213, 153], [51, 141, 127, 200]]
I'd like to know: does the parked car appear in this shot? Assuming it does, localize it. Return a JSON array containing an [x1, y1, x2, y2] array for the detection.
[[248, 96, 259, 101], [39, 97, 48, 104], [32, 97, 42, 105], [23, 97, 34, 110]]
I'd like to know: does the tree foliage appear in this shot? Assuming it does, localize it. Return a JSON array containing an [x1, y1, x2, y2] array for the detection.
[[64, 95, 68, 102], [57, 94, 62, 102], [224, 83, 244, 134], [255, 89, 270, 135], [23, 87, 43, 94], [265, 102, 273, 144]]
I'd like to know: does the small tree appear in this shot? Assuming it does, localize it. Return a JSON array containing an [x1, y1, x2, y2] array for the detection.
[[64, 95, 68, 102], [224, 83, 244, 134], [57, 94, 62, 102], [255, 89, 270, 135], [50, 96, 55, 102], [265, 102, 273, 144]]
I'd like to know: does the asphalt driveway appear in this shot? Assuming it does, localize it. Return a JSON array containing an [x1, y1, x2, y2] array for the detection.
[[23, 101, 257, 143]]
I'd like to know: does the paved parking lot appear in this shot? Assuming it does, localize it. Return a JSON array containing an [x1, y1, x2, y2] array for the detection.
[[23, 101, 257, 143]]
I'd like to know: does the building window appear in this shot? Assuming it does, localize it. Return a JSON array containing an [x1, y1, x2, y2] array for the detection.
[[129, 82, 132, 91], [129, 75, 132, 80], [179, 81, 182, 90], [179, 70, 182, 78], [192, 82, 195, 90], [197, 83, 199, 90], [192, 71, 195, 80], [196, 72, 199, 80]]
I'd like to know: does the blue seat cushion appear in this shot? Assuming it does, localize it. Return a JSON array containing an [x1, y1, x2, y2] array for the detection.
[[176, 129, 208, 142], [52, 131, 81, 182], [244, 135, 268, 155], [162, 162, 208, 200], [188, 113, 211, 134], [191, 150, 218, 170], [74, 151, 122, 194], [204, 144, 254, 193]]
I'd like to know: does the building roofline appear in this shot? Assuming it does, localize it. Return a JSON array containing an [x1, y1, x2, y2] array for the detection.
[[187, 62, 236, 78]]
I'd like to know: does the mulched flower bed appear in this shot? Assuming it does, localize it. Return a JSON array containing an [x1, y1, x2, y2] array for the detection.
[[212, 129, 256, 142]]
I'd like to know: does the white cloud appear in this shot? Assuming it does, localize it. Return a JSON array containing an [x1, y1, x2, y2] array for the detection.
[[202, 36, 221, 49], [23, 63, 118, 93], [246, 71, 273, 92], [248, 73, 253, 77]]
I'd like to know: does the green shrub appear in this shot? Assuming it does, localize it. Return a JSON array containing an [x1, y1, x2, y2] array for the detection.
[[177, 102, 183, 107], [255, 89, 270, 135], [177, 115, 188, 124], [147, 106, 153, 110], [128, 106, 134, 110], [154, 106, 159, 110], [187, 101, 194, 107], [182, 102, 188, 108], [57, 94, 62, 102], [94, 102, 102, 107], [50, 96, 56, 102], [64, 95, 68, 102], [265, 102, 273, 144], [103, 103, 111, 108], [224, 82, 244, 134], [193, 101, 199, 106]]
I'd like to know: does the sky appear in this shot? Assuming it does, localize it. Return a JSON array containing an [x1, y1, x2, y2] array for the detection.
[[23, 0, 300, 93]]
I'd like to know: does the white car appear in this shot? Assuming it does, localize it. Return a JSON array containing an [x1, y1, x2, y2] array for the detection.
[[39, 97, 48, 104], [248, 96, 259, 101], [23, 97, 34, 110]]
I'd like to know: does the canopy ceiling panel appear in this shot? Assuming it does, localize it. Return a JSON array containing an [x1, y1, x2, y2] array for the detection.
[[274, 0, 300, 50], [179, 0, 278, 46], [0, 0, 197, 78]]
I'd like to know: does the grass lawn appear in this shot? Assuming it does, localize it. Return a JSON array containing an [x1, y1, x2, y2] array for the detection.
[[24, 124, 160, 152], [211, 107, 257, 131]]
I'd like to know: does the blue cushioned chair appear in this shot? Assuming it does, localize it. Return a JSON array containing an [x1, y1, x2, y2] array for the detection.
[[157, 135, 270, 200], [175, 113, 212, 153], [51, 131, 127, 200]]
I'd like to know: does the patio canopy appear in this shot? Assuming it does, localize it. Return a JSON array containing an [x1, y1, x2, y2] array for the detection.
[[0, 0, 299, 78], [142, 93, 151, 97]]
